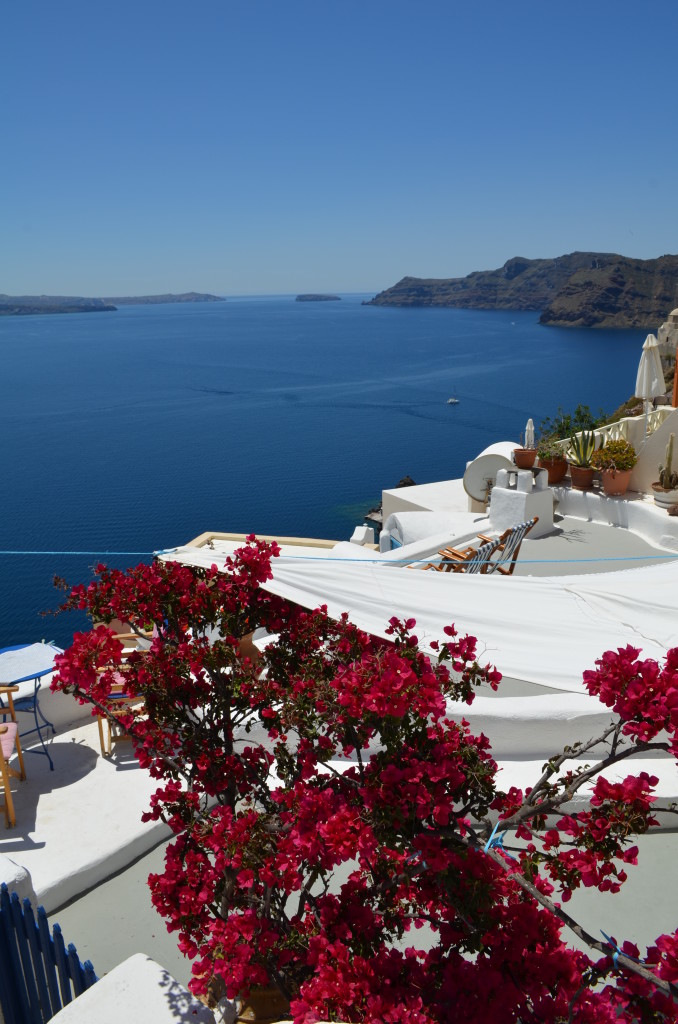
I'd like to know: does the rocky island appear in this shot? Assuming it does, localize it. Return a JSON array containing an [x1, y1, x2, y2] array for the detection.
[[0, 296, 117, 316], [295, 294, 341, 302], [366, 252, 678, 328], [0, 292, 224, 317], [103, 292, 224, 306]]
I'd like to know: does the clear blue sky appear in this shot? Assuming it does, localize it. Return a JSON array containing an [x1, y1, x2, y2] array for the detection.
[[3, 0, 677, 298]]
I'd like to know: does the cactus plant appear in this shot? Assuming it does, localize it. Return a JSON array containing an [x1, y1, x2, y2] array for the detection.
[[658, 433, 678, 490]]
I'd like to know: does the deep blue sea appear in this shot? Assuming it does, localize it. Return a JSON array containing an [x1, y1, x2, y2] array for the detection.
[[0, 294, 644, 648]]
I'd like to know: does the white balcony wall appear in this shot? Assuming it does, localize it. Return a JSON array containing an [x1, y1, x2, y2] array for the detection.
[[631, 407, 678, 494]]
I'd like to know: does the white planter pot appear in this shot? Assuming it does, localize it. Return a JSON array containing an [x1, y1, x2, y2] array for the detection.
[[652, 484, 678, 509]]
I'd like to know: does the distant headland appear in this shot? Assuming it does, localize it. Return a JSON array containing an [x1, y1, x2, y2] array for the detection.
[[104, 292, 224, 306], [0, 292, 225, 317], [295, 294, 341, 302], [365, 252, 678, 329]]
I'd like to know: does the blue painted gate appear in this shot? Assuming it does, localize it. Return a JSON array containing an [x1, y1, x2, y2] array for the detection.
[[0, 883, 97, 1024]]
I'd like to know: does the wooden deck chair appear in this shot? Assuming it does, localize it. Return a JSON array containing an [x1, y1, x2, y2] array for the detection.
[[0, 686, 26, 827], [475, 516, 539, 576], [418, 516, 539, 575], [419, 536, 504, 573]]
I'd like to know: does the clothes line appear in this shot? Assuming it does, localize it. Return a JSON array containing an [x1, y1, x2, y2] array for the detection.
[[0, 549, 675, 566], [171, 553, 675, 566], [0, 550, 154, 557]]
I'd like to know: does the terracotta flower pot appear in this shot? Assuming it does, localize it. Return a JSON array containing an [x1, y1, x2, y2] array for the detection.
[[236, 986, 290, 1023], [537, 457, 568, 485], [601, 468, 632, 496], [652, 483, 678, 509], [569, 464, 595, 490], [513, 448, 537, 469]]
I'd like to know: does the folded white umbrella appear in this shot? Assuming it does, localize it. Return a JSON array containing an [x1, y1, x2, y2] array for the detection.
[[524, 418, 535, 448], [635, 333, 665, 438]]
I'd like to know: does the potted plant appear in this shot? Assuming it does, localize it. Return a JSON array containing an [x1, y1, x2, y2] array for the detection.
[[537, 435, 568, 484], [51, 546, 678, 1023], [566, 430, 600, 490], [652, 433, 678, 509], [513, 418, 537, 469], [591, 437, 638, 496]]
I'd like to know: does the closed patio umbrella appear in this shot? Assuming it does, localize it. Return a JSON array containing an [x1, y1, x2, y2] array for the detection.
[[524, 418, 535, 449], [635, 333, 665, 439]]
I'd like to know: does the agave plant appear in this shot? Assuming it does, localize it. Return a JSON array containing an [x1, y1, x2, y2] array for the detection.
[[566, 430, 600, 468]]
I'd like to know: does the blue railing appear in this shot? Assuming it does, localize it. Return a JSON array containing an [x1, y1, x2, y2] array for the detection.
[[0, 884, 97, 1024]]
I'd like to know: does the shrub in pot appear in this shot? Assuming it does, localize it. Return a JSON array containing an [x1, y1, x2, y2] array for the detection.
[[591, 438, 638, 496], [537, 435, 568, 484]]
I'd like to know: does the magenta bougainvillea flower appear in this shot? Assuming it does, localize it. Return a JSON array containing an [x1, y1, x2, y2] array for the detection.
[[53, 539, 678, 1023]]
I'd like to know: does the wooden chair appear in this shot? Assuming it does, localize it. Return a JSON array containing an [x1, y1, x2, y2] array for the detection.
[[94, 619, 154, 652], [419, 517, 539, 576], [0, 686, 26, 827], [92, 625, 153, 757], [480, 516, 539, 575], [96, 674, 146, 757], [419, 535, 503, 573]]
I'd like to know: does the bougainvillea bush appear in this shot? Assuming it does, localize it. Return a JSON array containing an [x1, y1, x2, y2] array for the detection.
[[52, 539, 678, 1023]]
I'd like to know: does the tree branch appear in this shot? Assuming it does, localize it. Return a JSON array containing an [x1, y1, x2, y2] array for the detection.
[[500, 739, 669, 832], [479, 841, 678, 1002]]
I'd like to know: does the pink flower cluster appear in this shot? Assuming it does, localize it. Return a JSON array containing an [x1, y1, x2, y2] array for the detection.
[[584, 645, 678, 754]]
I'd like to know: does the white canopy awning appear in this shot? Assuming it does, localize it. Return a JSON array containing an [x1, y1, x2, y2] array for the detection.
[[160, 546, 678, 695]]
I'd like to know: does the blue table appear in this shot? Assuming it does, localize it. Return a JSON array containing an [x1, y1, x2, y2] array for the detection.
[[0, 642, 63, 770]]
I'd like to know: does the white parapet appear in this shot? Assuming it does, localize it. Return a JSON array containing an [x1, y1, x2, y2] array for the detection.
[[0, 854, 37, 905], [631, 406, 678, 494], [555, 485, 678, 551], [349, 525, 375, 546], [49, 954, 214, 1024]]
